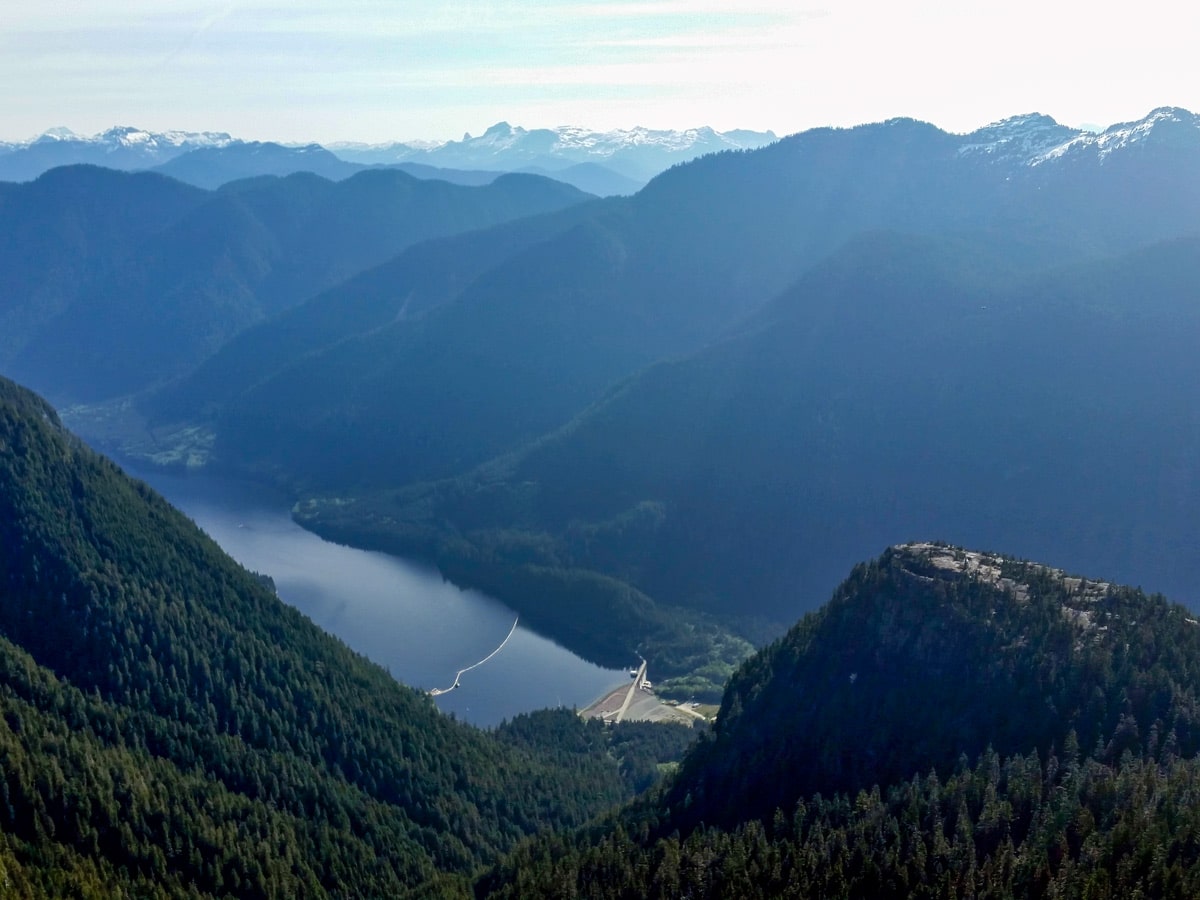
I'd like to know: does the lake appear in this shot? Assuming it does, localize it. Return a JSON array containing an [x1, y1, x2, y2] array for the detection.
[[128, 466, 627, 728]]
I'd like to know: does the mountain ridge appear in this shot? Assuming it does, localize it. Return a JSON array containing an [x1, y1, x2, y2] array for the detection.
[[2, 164, 592, 404], [481, 541, 1200, 897], [0, 121, 778, 186], [327, 121, 778, 180], [157, 105, 1200, 495]]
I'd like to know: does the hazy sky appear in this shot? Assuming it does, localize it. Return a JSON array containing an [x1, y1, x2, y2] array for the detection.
[[1, 1, 1193, 143]]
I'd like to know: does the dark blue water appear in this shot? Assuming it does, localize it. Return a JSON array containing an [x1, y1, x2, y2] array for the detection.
[[129, 467, 626, 727]]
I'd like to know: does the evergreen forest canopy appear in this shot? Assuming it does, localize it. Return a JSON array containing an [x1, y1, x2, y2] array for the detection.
[[0, 375, 694, 896], [482, 543, 1200, 898], [9, 372, 1200, 894]]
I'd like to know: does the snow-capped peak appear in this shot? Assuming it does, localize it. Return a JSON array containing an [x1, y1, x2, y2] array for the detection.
[[17, 125, 234, 152], [1033, 107, 1200, 164], [958, 113, 1083, 162], [98, 126, 234, 150], [35, 126, 82, 142], [0, 126, 243, 181], [336, 123, 778, 175], [102, 125, 154, 145], [474, 122, 532, 150], [309, 124, 773, 177], [544, 124, 752, 156]]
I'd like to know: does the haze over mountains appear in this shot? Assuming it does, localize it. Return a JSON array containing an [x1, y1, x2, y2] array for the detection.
[[1, 166, 591, 401], [4, 107, 1196, 684], [0, 125, 236, 182], [151, 107, 1200, 480], [3, 103, 1200, 894], [334, 232, 1200, 619], [0, 121, 777, 196], [121, 107, 1200, 669], [328, 120, 779, 182]]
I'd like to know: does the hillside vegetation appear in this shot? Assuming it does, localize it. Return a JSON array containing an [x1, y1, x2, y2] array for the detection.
[[0, 376, 690, 896], [154, 112, 1200, 494], [481, 543, 1200, 897]]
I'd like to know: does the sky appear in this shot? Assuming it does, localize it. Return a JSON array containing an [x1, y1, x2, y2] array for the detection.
[[0, 1, 1194, 144]]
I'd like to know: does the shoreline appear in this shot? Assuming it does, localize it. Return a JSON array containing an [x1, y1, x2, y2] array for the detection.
[[579, 679, 703, 727]]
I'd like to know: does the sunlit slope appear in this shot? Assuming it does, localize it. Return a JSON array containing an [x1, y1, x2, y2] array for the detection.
[[0, 375, 639, 895], [482, 542, 1200, 898]]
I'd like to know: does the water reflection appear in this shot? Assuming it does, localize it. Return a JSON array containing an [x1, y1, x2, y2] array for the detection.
[[128, 466, 626, 727]]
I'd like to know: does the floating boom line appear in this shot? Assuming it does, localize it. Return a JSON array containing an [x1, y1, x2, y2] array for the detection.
[[429, 616, 519, 696]]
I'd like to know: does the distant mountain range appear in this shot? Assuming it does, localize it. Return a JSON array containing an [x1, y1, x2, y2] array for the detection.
[[7, 109, 1196, 191], [328, 121, 779, 181], [0, 125, 235, 182], [152, 106, 1200, 489], [0, 122, 778, 195]]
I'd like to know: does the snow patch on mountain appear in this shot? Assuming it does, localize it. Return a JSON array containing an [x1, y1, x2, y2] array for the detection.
[[547, 124, 731, 155], [331, 123, 777, 179], [957, 113, 1083, 162], [328, 138, 446, 153], [955, 108, 1200, 168], [0, 127, 241, 182], [19, 126, 234, 152], [446, 122, 752, 159], [35, 126, 84, 143], [1033, 107, 1200, 164]]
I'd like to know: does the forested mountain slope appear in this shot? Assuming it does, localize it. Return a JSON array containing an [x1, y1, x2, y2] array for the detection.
[[4, 167, 589, 403], [299, 232, 1200, 671], [142, 110, 1200, 496], [0, 375, 676, 896], [151, 141, 367, 188], [143, 198, 603, 428], [668, 543, 1200, 829], [0, 166, 206, 368], [480, 543, 1200, 898]]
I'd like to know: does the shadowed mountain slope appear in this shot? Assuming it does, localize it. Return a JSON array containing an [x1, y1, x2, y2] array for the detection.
[[303, 233, 1200, 650], [149, 111, 1200, 494], [151, 141, 365, 188], [4, 167, 589, 403], [0, 166, 207, 365], [143, 196, 604, 426]]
